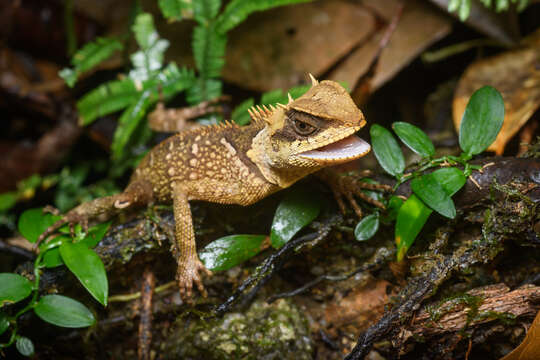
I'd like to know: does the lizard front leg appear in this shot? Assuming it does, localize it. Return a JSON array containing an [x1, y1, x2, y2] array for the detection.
[[171, 183, 212, 300]]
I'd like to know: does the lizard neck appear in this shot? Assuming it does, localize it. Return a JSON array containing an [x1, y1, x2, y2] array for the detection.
[[247, 127, 319, 189]]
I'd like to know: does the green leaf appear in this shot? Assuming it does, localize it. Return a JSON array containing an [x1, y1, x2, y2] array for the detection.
[[111, 90, 153, 160], [18, 208, 61, 243], [0, 273, 33, 306], [354, 213, 379, 241], [430, 167, 467, 196], [370, 124, 405, 177], [459, 86, 504, 155], [59, 243, 108, 306], [395, 194, 432, 261], [411, 175, 456, 219], [395, 167, 466, 261], [158, 0, 193, 21], [77, 79, 139, 126], [392, 122, 435, 158], [59, 37, 123, 87], [383, 195, 404, 223], [43, 248, 64, 268], [16, 336, 34, 357], [231, 98, 254, 125], [0, 192, 17, 212], [187, 78, 222, 104], [193, 0, 222, 22], [216, 0, 312, 33], [80, 221, 111, 248], [34, 295, 95, 328], [193, 24, 226, 79], [0, 312, 9, 335], [200, 234, 267, 271], [270, 191, 321, 248]]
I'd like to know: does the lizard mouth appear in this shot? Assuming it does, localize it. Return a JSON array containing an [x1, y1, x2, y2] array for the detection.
[[299, 135, 371, 163]]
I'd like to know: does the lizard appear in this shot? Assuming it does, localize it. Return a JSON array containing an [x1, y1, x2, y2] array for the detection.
[[37, 75, 389, 300]]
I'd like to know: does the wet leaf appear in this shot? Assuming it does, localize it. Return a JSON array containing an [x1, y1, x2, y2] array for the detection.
[[34, 295, 95, 328], [16, 336, 34, 357], [354, 213, 379, 241], [80, 221, 111, 248], [18, 208, 61, 244], [200, 235, 267, 271], [383, 195, 404, 223], [395, 168, 466, 261], [59, 243, 108, 306], [370, 124, 405, 177], [395, 194, 432, 262], [0, 273, 33, 306], [459, 86, 505, 155], [392, 122, 435, 157], [270, 191, 321, 248], [411, 175, 456, 219]]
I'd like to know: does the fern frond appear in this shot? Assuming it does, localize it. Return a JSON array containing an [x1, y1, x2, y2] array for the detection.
[[193, 0, 222, 23], [158, 0, 193, 21], [192, 24, 226, 79], [216, 0, 312, 33], [77, 79, 139, 125]]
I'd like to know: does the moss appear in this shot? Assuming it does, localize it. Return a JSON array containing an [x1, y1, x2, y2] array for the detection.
[[163, 299, 312, 360]]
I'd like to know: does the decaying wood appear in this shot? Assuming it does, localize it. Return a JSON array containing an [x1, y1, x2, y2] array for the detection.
[[400, 284, 540, 342]]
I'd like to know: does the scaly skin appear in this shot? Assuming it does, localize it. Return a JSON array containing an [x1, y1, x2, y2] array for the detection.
[[38, 76, 389, 299]]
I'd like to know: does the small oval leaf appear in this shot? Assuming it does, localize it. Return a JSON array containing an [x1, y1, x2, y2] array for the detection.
[[270, 191, 321, 248], [200, 235, 267, 272], [34, 295, 95, 328], [370, 124, 405, 177], [0, 312, 10, 336], [430, 168, 467, 196], [80, 221, 111, 248], [0, 192, 17, 211], [411, 175, 456, 219], [59, 243, 108, 306], [354, 213, 380, 241], [18, 208, 61, 243], [16, 336, 34, 357], [395, 195, 433, 261], [0, 273, 33, 306], [392, 122, 435, 157], [459, 86, 504, 155]]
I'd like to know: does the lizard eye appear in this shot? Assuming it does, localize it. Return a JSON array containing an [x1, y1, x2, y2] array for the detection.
[[292, 119, 317, 136]]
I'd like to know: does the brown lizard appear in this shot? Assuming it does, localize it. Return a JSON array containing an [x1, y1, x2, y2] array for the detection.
[[37, 75, 388, 299]]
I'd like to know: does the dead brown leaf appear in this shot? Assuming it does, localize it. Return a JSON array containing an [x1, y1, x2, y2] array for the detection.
[[501, 309, 540, 360], [453, 28, 540, 155], [329, 0, 451, 91], [222, 0, 376, 91]]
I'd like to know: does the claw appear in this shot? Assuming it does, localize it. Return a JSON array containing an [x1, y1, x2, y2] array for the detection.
[[176, 258, 212, 301]]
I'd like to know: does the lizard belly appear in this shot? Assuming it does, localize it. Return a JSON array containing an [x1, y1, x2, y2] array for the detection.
[[183, 177, 277, 205]]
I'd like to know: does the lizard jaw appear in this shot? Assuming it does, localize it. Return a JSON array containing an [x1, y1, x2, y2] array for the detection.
[[298, 135, 371, 164]]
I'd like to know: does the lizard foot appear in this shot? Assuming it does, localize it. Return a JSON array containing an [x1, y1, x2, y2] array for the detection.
[[175, 257, 213, 301], [324, 171, 392, 218], [35, 210, 89, 251]]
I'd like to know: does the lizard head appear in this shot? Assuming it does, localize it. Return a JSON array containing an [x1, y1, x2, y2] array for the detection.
[[247, 75, 371, 187]]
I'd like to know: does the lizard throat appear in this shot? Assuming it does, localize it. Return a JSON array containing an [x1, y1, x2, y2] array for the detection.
[[298, 135, 371, 163]]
